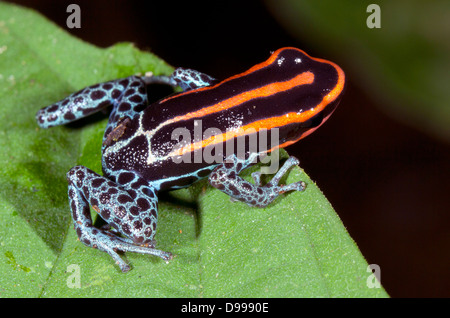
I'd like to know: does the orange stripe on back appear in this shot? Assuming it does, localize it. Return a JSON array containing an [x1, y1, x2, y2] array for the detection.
[[164, 47, 345, 158], [168, 63, 344, 158], [169, 71, 314, 124], [159, 48, 285, 105]]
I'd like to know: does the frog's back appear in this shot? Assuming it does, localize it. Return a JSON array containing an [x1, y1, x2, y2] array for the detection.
[[144, 47, 343, 164], [103, 47, 344, 190]]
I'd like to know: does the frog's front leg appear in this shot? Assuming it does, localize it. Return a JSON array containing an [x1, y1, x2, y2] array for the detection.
[[168, 68, 217, 91], [208, 154, 306, 208], [66, 166, 171, 272]]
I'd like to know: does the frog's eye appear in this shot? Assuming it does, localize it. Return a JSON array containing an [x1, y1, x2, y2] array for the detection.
[[277, 57, 285, 66]]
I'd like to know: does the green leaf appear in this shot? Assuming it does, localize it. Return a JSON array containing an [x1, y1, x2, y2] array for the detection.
[[0, 3, 387, 297]]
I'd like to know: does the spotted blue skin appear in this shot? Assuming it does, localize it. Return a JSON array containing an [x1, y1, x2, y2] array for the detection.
[[36, 68, 305, 272], [209, 153, 305, 208]]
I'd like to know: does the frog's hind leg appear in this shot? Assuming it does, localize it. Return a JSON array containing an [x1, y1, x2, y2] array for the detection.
[[36, 76, 147, 128], [102, 76, 152, 146], [100, 68, 217, 147], [66, 165, 172, 272], [36, 68, 216, 129], [36, 76, 152, 129], [101, 68, 216, 143]]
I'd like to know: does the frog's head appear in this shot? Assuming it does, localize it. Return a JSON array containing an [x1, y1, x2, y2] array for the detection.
[[263, 47, 346, 145]]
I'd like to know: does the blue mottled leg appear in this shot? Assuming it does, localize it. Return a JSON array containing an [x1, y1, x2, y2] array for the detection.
[[67, 166, 172, 272], [101, 76, 152, 148], [141, 68, 216, 90], [36, 76, 149, 129], [208, 154, 306, 207], [142, 67, 215, 91], [36, 68, 215, 129], [170, 67, 217, 91]]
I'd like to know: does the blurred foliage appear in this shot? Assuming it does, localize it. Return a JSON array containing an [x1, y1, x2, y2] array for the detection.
[[266, 0, 450, 141]]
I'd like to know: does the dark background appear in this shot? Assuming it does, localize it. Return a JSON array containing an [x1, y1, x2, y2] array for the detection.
[[8, 0, 450, 297]]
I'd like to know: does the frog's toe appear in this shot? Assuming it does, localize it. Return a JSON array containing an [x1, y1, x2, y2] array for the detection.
[[119, 241, 173, 262]]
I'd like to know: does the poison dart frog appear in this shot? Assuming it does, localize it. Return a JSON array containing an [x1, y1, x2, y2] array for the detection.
[[36, 47, 345, 272]]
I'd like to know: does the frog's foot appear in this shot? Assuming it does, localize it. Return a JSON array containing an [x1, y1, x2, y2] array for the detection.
[[169, 68, 217, 91], [209, 154, 306, 208], [67, 165, 171, 272], [76, 225, 172, 272]]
